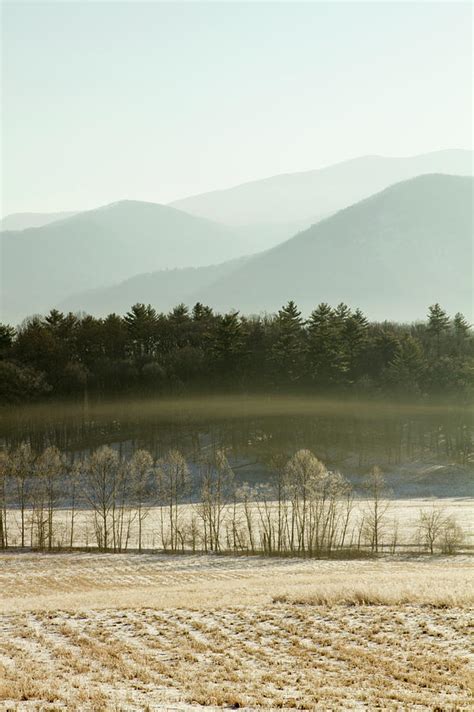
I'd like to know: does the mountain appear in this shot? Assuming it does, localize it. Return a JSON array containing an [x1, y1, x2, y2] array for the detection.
[[58, 258, 248, 317], [170, 150, 473, 229], [192, 174, 473, 321], [1, 200, 242, 324], [56, 175, 473, 323], [0, 211, 77, 231]]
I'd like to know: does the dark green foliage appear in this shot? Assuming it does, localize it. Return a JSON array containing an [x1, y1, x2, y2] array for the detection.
[[0, 324, 15, 357], [0, 301, 472, 404], [307, 303, 347, 387], [427, 303, 450, 357], [210, 312, 246, 387], [270, 301, 305, 387]]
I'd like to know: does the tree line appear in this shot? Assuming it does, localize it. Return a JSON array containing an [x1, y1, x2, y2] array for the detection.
[[0, 443, 465, 556], [0, 301, 472, 403]]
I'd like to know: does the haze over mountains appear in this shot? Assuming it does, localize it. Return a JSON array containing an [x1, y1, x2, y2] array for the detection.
[[0, 211, 77, 231], [59, 258, 249, 318], [171, 149, 473, 225], [196, 174, 474, 321], [1, 201, 241, 324], [1, 150, 473, 324], [60, 174, 473, 322]]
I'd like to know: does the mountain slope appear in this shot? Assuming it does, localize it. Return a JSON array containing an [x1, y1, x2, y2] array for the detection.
[[0, 211, 77, 231], [192, 174, 473, 321], [171, 149, 473, 227], [58, 258, 247, 317], [1, 200, 241, 324]]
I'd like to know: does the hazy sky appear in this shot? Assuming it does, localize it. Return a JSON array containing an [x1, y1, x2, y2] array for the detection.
[[1, 1, 472, 215]]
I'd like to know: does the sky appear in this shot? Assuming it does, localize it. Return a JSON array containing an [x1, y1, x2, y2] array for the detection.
[[1, 0, 472, 215]]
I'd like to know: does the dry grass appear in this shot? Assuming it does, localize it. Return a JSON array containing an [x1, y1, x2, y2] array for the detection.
[[0, 551, 473, 710]]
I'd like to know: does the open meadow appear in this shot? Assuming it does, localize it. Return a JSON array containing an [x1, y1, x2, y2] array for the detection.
[[0, 550, 473, 711]]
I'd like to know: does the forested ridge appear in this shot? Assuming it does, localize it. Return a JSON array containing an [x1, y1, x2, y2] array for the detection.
[[0, 301, 472, 404]]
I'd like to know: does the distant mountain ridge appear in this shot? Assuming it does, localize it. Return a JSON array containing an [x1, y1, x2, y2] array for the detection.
[[58, 257, 249, 317], [194, 174, 473, 321], [2, 150, 472, 324], [1, 200, 243, 324], [171, 149, 473, 227], [58, 174, 474, 322], [0, 211, 77, 231]]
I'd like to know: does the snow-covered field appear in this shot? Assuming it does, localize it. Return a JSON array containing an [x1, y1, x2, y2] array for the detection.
[[0, 551, 473, 710], [4, 496, 473, 551]]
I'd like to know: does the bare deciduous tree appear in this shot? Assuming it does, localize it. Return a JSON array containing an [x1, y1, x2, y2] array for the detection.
[[0, 451, 10, 548], [440, 516, 464, 554], [10, 443, 35, 548], [417, 505, 445, 554], [195, 449, 234, 552], [36, 446, 64, 549], [129, 449, 154, 552], [362, 466, 390, 553], [82, 446, 121, 551], [156, 449, 190, 551]]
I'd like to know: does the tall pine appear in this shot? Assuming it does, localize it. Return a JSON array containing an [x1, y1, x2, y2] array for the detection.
[[270, 301, 305, 387]]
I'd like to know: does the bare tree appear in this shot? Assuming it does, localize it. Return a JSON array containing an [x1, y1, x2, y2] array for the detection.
[[111, 458, 133, 553], [417, 505, 445, 554], [440, 516, 464, 554], [36, 446, 64, 549], [68, 459, 81, 549], [156, 449, 190, 551], [129, 449, 154, 553], [0, 451, 10, 548], [269, 453, 289, 554], [362, 466, 390, 553], [195, 449, 234, 552], [284, 450, 323, 553], [284, 450, 334, 554], [10, 443, 36, 548], [82, 446, 121, 550]]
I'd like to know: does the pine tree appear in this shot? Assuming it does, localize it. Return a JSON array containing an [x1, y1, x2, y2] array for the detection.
[[124, 304, 159, 360], [453, 312, 471, 355], [342, 308, 369, 381], [192, 302, 213, 321], [306, 303, 347, 388], [383, 335, 425, 395], [427, 304, 450, 357], [270, 301, 305, 387], [0, 324, 15, 358], [211, 312, 245, 386]]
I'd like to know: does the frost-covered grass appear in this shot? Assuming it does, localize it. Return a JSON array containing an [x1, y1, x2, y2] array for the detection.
[[0, 552, 473, 710], [4, 496, 473, 551]]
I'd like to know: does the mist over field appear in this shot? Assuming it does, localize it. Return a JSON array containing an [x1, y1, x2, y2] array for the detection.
[[1, 1, 473, 710]]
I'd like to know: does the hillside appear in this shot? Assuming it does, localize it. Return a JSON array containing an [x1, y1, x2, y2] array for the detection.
[[193, 174, 474, 321], [171, 149, 473, 227], [59, 258, 247, 317], [56, 174, 473, 323], [1, 200, 241, 324], [0, 211, 77, 231]]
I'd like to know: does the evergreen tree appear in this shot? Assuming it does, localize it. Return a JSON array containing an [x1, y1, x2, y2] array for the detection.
[[124, 304, 159, 361], [427, 304, 450, 357], [453, 312, 471, 355], [271, 301, 305, 387], [168, 304, 191, 348], [342, 308, 369, 381], [0, 324, 15, 359], [306, 303, 347, 387], [101, 314, 128, 360], [367, 330, 401, 379], [210, 312, 245, 386], [382, 335, 425, 395], [192, 302, 213, 321]]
